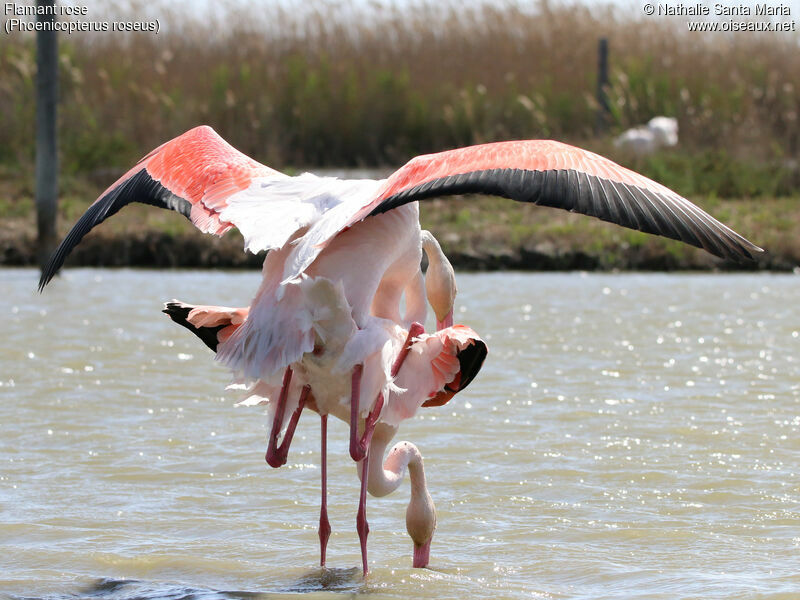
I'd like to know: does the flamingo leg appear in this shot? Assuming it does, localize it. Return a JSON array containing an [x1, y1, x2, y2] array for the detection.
[[276, 385, 309, 458], [349, 366, 385, 462], [356, 452, 371, 576], [349, 322, 425, 463], [349, 364, 368, 462], [319, 414, 331, 567], [265, 367, 292, 468], [265, 369, 307, 468], [391, 322, 425, 377]]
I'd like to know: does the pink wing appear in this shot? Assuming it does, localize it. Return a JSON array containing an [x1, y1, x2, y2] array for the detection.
[[163, 301, 249, 351], [350, 140, 762, 262], [422, 325, 487, 408], [39, 126, 281, 289]]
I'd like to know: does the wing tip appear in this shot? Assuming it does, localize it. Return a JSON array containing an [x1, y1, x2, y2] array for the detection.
[[715, 226, 765, 264], [37, 271, 51, 293], [740, 242, 765, 263], [38, 247, 67, 292]]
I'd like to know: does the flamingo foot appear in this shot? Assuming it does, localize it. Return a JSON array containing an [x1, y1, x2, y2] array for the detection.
[[265, 369, 308, 468], [349, 394, 383, 462], [265, 367, 292, 468], [279, 385, 308, 453], [412, 539, 432, 568], [266, 387, 307, 467], [356, 455, 370, 576]]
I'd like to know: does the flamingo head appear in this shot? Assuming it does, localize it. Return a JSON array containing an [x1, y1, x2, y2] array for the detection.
[[421, 230, 456, 330], [406, 481, 436, 568]]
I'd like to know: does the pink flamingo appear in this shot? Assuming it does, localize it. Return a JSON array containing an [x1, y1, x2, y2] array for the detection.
[[158, 224, 461, 573], [39, 126, 761, 573], [162, 301, 486, 572]]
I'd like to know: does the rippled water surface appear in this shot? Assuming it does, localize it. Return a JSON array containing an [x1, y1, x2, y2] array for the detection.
[[2, 268, 798, 599]]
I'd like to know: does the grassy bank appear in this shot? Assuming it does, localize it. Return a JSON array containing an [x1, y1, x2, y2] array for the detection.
[[1, 168, 796, 272]]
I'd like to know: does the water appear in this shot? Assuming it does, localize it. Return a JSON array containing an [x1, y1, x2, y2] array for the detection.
[[1, 268, 798, 600]]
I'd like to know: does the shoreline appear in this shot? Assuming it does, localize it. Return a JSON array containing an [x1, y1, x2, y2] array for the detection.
[[2, 178, 796, 273], [2, 228, 793, 273]]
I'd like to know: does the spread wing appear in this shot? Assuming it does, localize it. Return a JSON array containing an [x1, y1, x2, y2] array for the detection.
[[284, 140, 763, 280], [367, 140, 762, 261], [38, 126, 339, 290]]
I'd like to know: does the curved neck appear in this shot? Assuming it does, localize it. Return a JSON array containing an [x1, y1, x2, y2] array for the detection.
[[365, 431, 427, 499], [364, 428, 436, 566], [421, 231, 449, 279], [403, 270, 427, 326], [421, 230, 456, 327]]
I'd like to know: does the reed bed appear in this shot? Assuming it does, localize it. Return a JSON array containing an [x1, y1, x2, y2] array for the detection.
[[1, 0, 798, 195]]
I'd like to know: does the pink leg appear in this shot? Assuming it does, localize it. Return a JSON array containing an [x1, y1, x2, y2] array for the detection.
[[265, 367, 292, 468], [350, 324, 427, 576], [356, 453, 370, 575], [265, 368, 308, 468], [391, 322, 425, 376], [319, 414, 331, 567], [349, 365, 364, 461], [436, 311, 454, 331], [349, 365, 384, 462], [276, 385, 308, 459], [349, 322, 425, 463]]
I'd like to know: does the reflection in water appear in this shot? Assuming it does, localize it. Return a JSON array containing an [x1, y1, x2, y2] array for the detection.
[[284, 567, 363, 593], [2, 268, 799, 600], [18, 578, 268, 600], [14, 569, 365, 600]]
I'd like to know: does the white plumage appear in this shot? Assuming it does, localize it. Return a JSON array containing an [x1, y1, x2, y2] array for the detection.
[[614, 116, 679, 155]]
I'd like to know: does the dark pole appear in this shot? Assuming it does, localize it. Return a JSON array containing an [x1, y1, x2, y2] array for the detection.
[[35, 0, 58, 270], [595, 37, 609, 135]]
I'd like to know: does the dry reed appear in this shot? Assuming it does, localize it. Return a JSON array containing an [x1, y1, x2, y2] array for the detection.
[[1, 0, 798, 194]]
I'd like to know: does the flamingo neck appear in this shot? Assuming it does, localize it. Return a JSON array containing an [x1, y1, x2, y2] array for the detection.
[[364, 432, 426, 498], [360, 429, 436, 568], [421, 230, 456, 329], [403, 270, 428, 326]]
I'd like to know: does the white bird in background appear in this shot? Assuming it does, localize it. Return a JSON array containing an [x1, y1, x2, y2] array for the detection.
[[39, 125, 760, 574], [615, 116, 679, 155]]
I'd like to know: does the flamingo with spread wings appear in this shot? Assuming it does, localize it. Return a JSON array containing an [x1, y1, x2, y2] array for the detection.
[[39, 125, 761, 574]]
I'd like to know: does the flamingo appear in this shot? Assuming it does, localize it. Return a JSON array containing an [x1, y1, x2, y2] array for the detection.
[[161, 300, 487, 572], [156, 223, 462, 573], [39, 125, 761, 573]]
